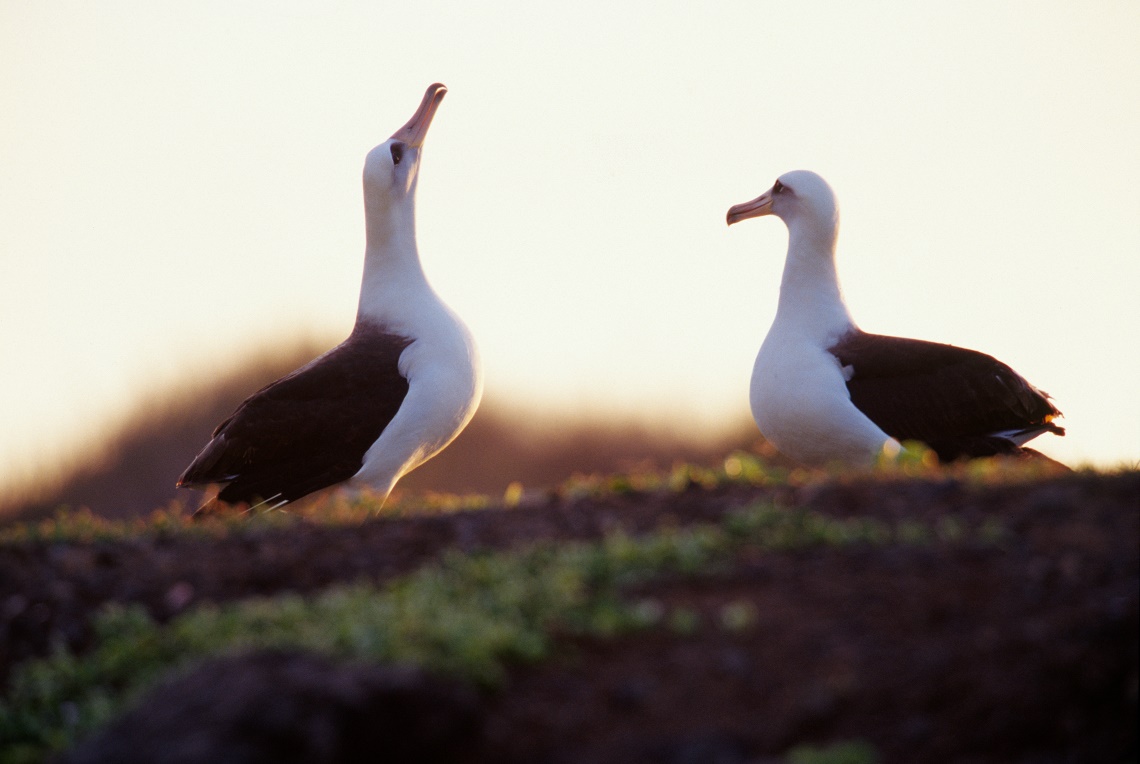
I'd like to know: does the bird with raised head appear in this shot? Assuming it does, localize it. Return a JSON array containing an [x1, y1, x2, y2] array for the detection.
[[178, 83, 482, 511]]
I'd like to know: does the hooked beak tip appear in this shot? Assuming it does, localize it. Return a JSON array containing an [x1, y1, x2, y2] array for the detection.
[[393, 83, 447, 148]]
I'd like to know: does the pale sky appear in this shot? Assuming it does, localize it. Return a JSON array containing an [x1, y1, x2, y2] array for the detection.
[[1, 2, 1138, 487]]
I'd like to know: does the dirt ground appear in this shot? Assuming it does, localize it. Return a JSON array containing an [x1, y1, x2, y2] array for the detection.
[[2, 471, 1137, 763]]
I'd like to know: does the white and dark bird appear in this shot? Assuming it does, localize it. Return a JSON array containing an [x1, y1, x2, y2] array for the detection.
[[726, 170, 1063, 466], [178, 83, 482, 509]]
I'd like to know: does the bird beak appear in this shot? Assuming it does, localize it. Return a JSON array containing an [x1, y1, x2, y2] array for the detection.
[[726, 188, 774, 226], [391, 83, 447, 148]]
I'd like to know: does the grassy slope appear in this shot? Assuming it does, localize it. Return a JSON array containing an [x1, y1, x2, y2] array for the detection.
[[0, 452, 1134, 763]]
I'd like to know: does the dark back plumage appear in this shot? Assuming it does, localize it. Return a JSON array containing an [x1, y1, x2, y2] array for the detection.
[[178, 322, 412, 505], [830, 331, 1063, 461]]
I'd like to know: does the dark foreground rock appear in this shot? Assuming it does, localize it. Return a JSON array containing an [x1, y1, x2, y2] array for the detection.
[[58, 652, 481, 764]]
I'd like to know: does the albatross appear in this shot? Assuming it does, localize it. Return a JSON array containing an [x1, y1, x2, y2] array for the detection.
[[726, 170, 1063, 466], [177, 83, 482, 509]]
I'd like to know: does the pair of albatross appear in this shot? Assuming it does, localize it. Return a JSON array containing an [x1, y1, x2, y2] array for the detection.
[[177, 85, 1063, 511]]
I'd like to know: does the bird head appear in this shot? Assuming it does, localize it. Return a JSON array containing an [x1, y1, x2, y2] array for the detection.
[[363, 83, 447, 215], [726, 170, 839, 236]]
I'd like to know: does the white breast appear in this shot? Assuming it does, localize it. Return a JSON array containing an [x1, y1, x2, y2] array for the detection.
[[351, 293, 483, 496], [750, 328, 892, 466]]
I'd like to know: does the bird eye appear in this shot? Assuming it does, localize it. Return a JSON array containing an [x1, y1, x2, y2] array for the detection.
[[773, 180, 784, 193], [390, 143, 404, 166]]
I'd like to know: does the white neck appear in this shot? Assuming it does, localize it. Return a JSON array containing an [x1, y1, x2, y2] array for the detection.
[[356, 198, 432, 326], [772, 218, 855, 344]]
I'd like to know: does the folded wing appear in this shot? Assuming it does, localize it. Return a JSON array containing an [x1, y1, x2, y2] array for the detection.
[[178, 328, 412, 505], [830, 331, 1063, 460]]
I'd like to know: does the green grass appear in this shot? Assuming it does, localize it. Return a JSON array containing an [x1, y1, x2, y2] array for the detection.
[[2, 445, 1083, 547], [787, 740, 880, 764], [0, 501, 1002, 760]]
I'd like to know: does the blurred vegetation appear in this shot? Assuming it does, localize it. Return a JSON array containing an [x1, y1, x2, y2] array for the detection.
[[0, 445, 1062, 546], [0, 500, 991, 758], [0, 339, 770, 525], [787, 740, 880, 764], [0, 335, 1079, 527]]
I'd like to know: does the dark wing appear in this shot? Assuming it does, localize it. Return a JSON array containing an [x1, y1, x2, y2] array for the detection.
[[830, 331, 1063, 460], [178, 327, 412, 505]]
